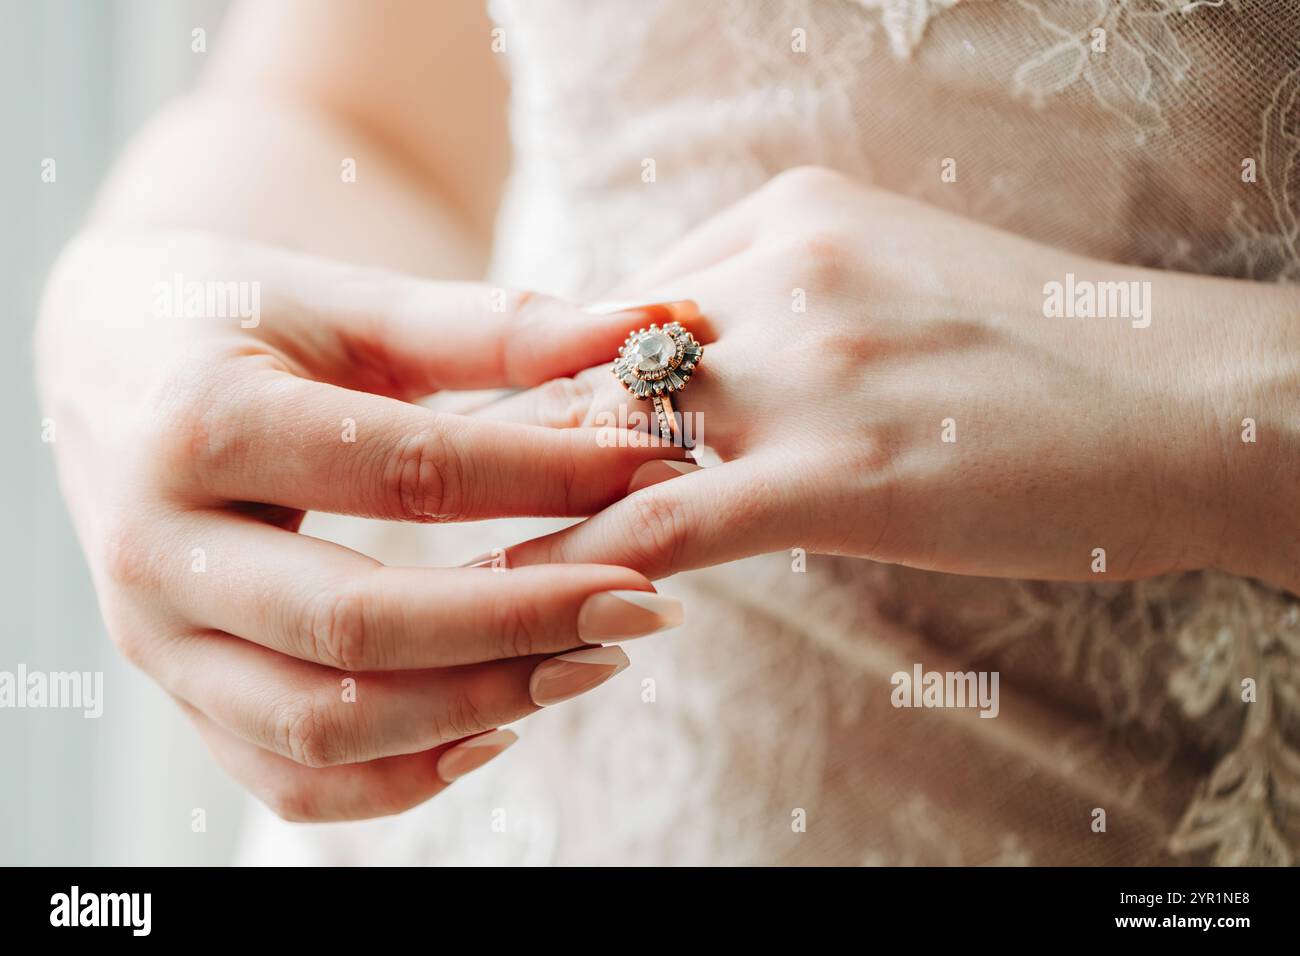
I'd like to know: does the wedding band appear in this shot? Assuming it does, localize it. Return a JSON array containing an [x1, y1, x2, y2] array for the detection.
[[611, 312, 704, 440]]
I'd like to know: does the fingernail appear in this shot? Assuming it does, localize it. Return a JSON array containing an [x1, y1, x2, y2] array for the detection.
[[457, 549, 509, 570], [627, 459, 701, 494], [436, 728, 518, 783], [577, 589, 684, 644], [583, 300, 651, 315], [583, 300, 699, 321], [529, 645, 630, 706]]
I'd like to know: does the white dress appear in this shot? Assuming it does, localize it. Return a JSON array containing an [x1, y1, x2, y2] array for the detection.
[[238, 0, 1300, 865]]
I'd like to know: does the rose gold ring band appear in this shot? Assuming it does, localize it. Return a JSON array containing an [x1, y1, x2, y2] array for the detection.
[[609, 301, 703, 443]]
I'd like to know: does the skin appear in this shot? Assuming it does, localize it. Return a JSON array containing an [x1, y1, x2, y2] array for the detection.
[[36, 2, 1299, 819], [36, 0, 681, 822], [483, 169, 1300, 597]]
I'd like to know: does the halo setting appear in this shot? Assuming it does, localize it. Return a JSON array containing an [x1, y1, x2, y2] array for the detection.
[[612, 322, 703, 400]]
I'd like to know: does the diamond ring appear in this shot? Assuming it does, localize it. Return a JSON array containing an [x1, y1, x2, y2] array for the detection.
[[611, 306, 704, 440]]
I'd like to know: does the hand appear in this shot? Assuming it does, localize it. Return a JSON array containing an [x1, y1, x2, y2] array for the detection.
[[477, 167, 1289, 589], [37, 230, 686, 821]]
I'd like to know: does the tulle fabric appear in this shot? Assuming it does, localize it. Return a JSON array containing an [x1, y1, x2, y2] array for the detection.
[[237, 0, 1300, 865]]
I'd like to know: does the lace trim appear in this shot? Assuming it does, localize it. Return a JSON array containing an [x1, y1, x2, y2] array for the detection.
[[1162, 65, 1300, 282], [969, 574, 1300, 865], [851, 0, 971, 59], [1007, 0, 1228, 136]]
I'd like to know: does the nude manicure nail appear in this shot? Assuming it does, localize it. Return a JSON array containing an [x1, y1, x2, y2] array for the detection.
[[436, 728, 518, 783], [627, 459, 701, 493], [577, 589, 684, 644], [583, 300, 700, 321], [583, 300, 654, 315], [529, 646, 630, 706]]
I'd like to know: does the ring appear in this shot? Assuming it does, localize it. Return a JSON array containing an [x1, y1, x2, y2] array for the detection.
[[611, 311, 704, 440]]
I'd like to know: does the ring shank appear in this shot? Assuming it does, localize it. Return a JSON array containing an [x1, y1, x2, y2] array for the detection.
[[651, 393, 676, 439]]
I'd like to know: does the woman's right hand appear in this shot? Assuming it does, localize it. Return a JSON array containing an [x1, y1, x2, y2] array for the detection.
[[36, 231, 686, 821]]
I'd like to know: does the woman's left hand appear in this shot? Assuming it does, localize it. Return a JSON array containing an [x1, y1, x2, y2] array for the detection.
[[475, 167, 1298, 592]]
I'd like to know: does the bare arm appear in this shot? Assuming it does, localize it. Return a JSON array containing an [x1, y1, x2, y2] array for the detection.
[[90, 0, 509, 274]]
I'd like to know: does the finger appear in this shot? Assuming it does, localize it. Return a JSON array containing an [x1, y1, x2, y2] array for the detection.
[[159, 628, 630, 767], [498, 457, 803, 579], [586, 246, 773, 346], [468, 348, 728, 437], [603, 192, 764, 295], [605, 167, 852, 295], [581, 299, 720, 345], [169, 513, 678, 669], [178, 700, 516, 822], [469, 335, 750, 455], [242, 243, 690, 396], [175, 371, 686, 520]]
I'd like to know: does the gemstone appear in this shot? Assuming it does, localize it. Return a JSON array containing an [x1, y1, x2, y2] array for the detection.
[[630, 331, 676, 373]]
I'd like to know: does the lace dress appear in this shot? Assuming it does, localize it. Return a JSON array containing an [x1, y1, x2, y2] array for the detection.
[[236, 0, 1300, 865]]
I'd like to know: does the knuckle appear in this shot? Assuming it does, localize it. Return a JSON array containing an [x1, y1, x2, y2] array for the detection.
[[505, 292, 594, 386], [622, 491, 690, 575], [273, 698, 342, 769], [790, 230, 853, 289], [535, 375, 595, 428], [490, 596, 550, 660], [306, 585, 372, 671], [432, 686, 496, 745], [590, 376, 634, 428], [100, 516, 162, 593], [146, 361, 245, 489], [383, 426, 463, 520]]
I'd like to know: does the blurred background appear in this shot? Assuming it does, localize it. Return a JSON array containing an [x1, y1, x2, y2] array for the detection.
[[1, 0, 239, 865]]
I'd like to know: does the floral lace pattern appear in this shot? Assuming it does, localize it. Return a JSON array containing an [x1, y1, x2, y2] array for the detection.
[[963, 573, 1300, 865], [1008, 0, 1218, 134], [851, 0, 971, 59], [238, 0, 1299, 866]]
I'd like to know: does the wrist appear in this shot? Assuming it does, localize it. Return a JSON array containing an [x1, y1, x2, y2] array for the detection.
[[1112, 267, 1299, 595], [1196, 313, 1300, 596], [1215, 408, 1300, 597]]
